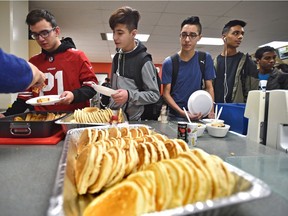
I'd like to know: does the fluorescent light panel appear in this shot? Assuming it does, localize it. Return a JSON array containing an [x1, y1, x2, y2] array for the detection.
[[198, 37, 224, 45], [106, 33, 150, 42], [259, 41, 288, 49], [105, 33, 223, 45]]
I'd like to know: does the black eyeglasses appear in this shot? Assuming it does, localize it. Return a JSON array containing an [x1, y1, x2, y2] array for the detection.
[[180, 32, 199, 40], [30, 27, 56, 40]]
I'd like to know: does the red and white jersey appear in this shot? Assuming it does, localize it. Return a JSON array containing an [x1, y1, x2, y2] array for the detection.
[[26, 48, 97, 111]]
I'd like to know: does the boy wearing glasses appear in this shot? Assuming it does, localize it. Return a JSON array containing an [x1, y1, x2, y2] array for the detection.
[[162, 16, 215, 121], [108, 6, 160, 121], [1, 9, 97, 117], [213, 20, 258, 103]]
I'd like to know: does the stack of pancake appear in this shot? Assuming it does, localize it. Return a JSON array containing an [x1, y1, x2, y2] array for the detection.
[[74, 126, 190, 195], [73, 107, 124, 124], [83, 148, 237, 216]]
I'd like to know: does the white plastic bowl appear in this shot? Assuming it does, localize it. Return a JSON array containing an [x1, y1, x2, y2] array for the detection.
[[188, 90, 213, 117], [206, 123, 230, 138], [202, 119, 224, 124], [197, 123, 206, 137]]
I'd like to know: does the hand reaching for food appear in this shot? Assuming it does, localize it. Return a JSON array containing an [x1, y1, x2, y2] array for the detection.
[[27, 62, 46, 90], [57, 91, 74, 105]]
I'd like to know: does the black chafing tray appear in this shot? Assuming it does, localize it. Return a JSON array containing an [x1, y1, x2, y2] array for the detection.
[[0, 111, 68, 138]]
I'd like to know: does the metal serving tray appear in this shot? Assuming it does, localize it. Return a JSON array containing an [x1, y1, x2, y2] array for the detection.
[[55, 111, 127, 134], [47, 125, 271, 216], [0, 111, 68, 138]]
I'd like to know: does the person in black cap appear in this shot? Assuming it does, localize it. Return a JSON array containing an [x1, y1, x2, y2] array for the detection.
[[213, 20, 258, 103]]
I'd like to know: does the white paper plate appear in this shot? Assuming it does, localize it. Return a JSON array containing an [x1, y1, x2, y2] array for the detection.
[[26, 95, 65, 106], [94, 85, 117, 96], [201, 119, 224, 124], [188, 90, 213, 117]]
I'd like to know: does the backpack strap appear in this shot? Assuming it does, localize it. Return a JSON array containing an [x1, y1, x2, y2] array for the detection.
[[170, 53, 179, 93], [198, 51, 206, 89], [213, 56, 218, 71], [130, 52, 152, 91], [198, 51, 206, 80]]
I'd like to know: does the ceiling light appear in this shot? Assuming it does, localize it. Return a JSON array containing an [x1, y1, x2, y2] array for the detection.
[[198, 37, 224, 45], [103, 33, 150, 42], [259, 41, 288, 49]]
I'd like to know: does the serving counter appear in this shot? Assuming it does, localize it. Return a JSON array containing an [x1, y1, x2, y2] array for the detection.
[[0, 120, 287, 216]]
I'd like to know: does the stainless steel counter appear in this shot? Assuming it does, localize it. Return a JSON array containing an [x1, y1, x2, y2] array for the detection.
[[0, 142, 64, 216], [0, 120, 288, 216]]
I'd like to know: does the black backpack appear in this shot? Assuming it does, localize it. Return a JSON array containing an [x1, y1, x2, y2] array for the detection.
[[170, 51, 206, 92], [132, 52, 163, 120]]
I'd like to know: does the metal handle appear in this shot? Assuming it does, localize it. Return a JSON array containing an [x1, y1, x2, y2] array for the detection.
[[10, 123, 32, 136]]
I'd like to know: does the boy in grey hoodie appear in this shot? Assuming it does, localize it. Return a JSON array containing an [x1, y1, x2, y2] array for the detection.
[[109, 6, 160, 121]]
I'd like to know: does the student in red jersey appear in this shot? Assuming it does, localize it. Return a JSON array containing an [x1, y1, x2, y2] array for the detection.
[[0, 9, 97, 118]]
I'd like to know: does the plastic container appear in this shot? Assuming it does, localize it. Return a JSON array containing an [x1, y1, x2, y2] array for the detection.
[[196, 123, 206, 137], [206, 123, 230, 138], [216, 103, 248, 135]]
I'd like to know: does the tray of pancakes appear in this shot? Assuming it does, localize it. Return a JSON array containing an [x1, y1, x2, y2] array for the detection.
[[47, 124, 271, 216], [55, 107, 125, 133]]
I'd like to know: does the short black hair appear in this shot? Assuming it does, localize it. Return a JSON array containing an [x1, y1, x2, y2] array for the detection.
[[26, 9, 57, 27], [181, 16, 202, 35], [255, 46, 277, 59], [222, 20, 246, 35]]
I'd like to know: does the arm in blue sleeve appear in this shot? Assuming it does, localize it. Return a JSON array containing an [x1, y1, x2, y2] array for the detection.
[[0, 49, 33, 93]]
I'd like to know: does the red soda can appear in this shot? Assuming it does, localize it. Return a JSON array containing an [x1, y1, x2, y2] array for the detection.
[[177, 121, 187, 141]]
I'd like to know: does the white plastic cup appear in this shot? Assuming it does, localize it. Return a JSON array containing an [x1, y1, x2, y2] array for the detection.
[[187, 123, 198, 147], [161, 114, 168, 123]]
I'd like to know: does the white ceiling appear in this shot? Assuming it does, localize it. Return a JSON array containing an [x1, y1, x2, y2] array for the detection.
[[29, 1, 288, 64]]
